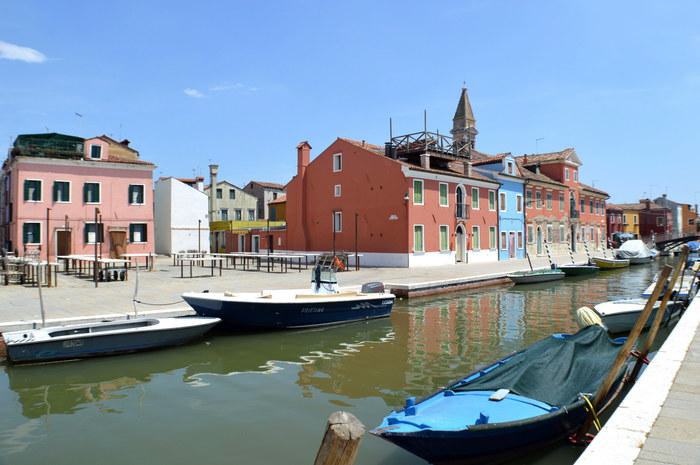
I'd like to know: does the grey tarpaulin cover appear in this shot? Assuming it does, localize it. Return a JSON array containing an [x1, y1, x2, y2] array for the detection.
[[617, 240, 652, 259], [456, 325, 623, 407]]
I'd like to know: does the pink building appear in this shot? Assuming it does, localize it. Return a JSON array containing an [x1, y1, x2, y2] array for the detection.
[[0, 133, 155, 260]]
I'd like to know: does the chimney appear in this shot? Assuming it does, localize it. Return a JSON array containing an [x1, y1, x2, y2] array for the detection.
[[196, 176, 204, 192], [644, 199, 651, 210], [420, 153, 430, 169], [120, 139, 130, 147], [464, 160, 473, 177], [297, 141, 311, 177], [209, 164, 219, 222], [535, 163, 541, 175]]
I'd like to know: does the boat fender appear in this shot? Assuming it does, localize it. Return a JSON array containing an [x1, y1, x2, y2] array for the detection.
[[476, 412, 489, 425], [404, 397, 417, 416], [443, 390, 455, 397], [576, 306, 603, 328], [202, 290, 209, 293]]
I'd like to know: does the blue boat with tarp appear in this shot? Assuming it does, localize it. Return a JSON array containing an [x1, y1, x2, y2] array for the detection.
[[371, 325, 627, 464]]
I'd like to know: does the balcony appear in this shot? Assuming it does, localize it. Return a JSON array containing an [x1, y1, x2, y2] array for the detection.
[[456, 203, 469, 219], [387, 130, 471, 159]]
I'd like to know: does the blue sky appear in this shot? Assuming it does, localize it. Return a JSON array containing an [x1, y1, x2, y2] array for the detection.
[[1, 0, 699, 204]]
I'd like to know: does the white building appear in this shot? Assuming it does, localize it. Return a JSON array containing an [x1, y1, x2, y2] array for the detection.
[[154, 177, 210, 255]]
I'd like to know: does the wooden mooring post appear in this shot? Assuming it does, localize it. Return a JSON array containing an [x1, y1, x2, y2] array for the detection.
[[313, 411, 365, 465]]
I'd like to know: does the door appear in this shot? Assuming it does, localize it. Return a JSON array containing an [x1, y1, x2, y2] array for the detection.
[[509, 232, 516, 259], [238, 235, 245, 252], [110, 231, 127, 258], [252, 235, 260, 253], [536, 227, 543, 255], [56, 230, 71, 257], [455, 225, 465, 262]]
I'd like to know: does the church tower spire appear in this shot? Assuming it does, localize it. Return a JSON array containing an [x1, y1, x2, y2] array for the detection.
[[451, 86, 478, 150]]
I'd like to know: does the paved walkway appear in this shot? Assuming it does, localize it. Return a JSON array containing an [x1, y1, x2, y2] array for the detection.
[[0, 252, 590, 331]]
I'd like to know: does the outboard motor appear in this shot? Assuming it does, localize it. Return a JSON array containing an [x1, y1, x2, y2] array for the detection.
[[361, 282, 385, 294]]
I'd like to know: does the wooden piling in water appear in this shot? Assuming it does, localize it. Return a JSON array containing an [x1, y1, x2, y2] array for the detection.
[[313, 411, 365, 465]]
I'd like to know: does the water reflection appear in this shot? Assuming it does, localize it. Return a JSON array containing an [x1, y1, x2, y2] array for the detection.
[[0, 259, 674, 465]]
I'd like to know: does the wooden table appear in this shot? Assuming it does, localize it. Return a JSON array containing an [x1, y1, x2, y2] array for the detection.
[[122, 253, 157, 271], [179, 256, 224, 278]]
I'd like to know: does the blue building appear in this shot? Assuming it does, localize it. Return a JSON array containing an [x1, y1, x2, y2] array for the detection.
[[473, 154, 526, 260]]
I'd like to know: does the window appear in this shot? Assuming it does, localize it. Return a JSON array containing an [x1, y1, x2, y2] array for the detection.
[[472, 226, 481, 250], [235, 209, 242, 221], [24, 179, 42, 202], [516, 194, 523, 213], [589, 199, 594, 213], [489, 227, 496, 250], [129, 223, 147, 243], [574, 170, 578, 182], [559, 225, 566, 242], [656, 216, 664, 226], [565, 168, 570, 181], [535, 190, 542, 208], [547, 224, 553, 243], [580, 199, 585, 213], [439, 183, 448, 207], [53, 181, 70, 203], [248, 209, 255, 221], [472, 187, 480, 209], [559, 192, 564, 211], [439, 225, 449, 251], [488, 190, 496, 211], [623, 215, 628, 224], [220, 208, 229, 220], [526, 190, 532, 208], [500, 192, 507, 211], [633, 215, 638, 225], [546, 191, 553, 210], [272, 192, 278, 200], [517, 231, 524, 249], [413, 179, 423, 205], [507, 162, 514, 175], [89, 145, 102, 159], [84, 223, 104, 244], [413, 225, 424, 252], [83, 182, 100, 203], [500, 231, 507, 250], [229, 189, 236, 200], [333, 211, 342, 232], [333, 153, 342, 172], [23, 222, 41, 244], [128, 184, 145, 205], [527, 225, 534, 243], [334, 184, 342, 197]]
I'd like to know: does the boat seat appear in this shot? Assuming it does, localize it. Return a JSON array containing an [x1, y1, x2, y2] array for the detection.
[[489, 389, 510, 401]]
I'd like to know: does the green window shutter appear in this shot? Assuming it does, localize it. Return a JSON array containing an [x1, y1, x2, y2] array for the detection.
[[84, 225, 89, 243], [83, 184, 88, 203], [97, 224, 104, 243], [23, 180, 29, 201], [53, 182, 58, 202], [142, 224, 147, 242]]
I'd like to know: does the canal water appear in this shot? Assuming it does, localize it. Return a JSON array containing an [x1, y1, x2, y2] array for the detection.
[[0, 260, 676, 465]]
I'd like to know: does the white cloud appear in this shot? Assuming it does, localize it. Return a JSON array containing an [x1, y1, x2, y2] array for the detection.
[[0, 40, 46, 63], [184, 88, 205, 98]]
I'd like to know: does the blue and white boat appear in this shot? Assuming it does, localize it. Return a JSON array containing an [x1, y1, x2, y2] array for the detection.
[[2, 317, 220, 364], [593, 298, 683, 334], [371, 325, 626, 465], [182, 266, 395, 330]]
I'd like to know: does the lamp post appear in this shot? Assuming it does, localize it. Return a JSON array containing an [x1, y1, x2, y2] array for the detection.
[[94, 207, 100, 288]]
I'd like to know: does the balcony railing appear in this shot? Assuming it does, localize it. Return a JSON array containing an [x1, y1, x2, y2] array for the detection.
[[389, 131, 471, 159], [456, 203, 469, 219]]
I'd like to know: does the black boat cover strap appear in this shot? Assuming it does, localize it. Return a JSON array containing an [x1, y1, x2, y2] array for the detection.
[[454, 325, 623, 407]]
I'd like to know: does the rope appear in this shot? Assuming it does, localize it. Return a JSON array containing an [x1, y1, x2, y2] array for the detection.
[[580, 394, 602, 432], [133, 299, 185, 306]]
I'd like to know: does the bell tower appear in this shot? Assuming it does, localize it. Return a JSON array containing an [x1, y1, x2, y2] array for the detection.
[[451, 86, 478, 151]]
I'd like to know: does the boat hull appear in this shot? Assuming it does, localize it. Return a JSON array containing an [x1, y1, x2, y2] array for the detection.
[[4, 318, 220, 364], [592, 257, 630, 269], [507, 271, 565, 284], [595, 300, 681, 334], [557, 265, 600, 276], [182, 293, 395, 329], [629, 256, 653, 265], [374, 402, 588, 465]]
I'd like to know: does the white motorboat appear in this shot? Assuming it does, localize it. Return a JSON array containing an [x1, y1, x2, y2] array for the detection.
[[2, 317, 220, 364], [593, 299, 682, 334]]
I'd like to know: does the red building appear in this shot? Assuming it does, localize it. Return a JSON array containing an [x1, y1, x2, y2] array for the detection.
[[285, 135, 500, 267], [606, 205, 624, 243], [515, 149, 608, 255]]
